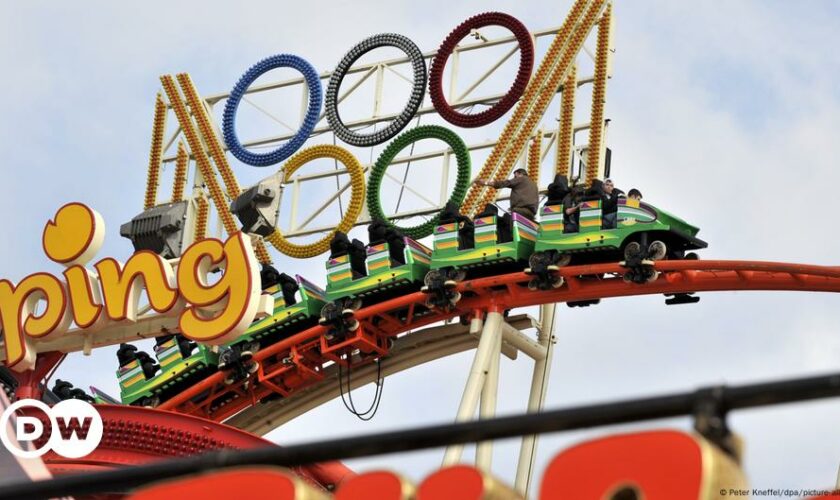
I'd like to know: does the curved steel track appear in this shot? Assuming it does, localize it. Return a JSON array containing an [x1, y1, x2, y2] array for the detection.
[[156, 259, 840, 429]]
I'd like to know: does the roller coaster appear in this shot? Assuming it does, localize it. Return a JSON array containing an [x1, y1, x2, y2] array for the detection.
[[2, 1, 839, 498]]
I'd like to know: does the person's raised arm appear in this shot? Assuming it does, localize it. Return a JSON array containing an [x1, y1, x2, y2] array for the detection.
[[472, 177, 513, 189]]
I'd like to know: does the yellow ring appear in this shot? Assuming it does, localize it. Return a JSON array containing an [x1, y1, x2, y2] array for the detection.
[[267, 145, 366, 258]]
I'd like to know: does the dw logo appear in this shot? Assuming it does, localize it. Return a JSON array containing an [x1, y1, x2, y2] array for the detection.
[[0, 399, 103, 458]]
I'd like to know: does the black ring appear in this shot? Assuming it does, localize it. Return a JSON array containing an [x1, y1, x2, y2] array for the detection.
[[325, 33, 427, 147], [429, 12, 534, 128]]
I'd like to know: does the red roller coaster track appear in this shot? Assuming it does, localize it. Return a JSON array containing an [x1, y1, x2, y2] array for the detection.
[[20, 403, 353, 490], [154, 259, 840, 424]]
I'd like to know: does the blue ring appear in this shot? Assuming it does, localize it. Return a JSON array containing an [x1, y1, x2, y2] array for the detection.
[[223, 54, 322, 167]]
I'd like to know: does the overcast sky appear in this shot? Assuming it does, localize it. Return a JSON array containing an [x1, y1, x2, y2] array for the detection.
[[2, 1, 840, 497]]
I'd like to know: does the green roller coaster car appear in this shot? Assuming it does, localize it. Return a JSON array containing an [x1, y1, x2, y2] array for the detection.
[[324, 237, 432, 306], [532, 198, 706, 266], [234, 275, 326, 351], [419, 212, 537, 308], [430, 212, 538, 276], [116, 275, 328, 406], [117, 341, 218, 407]]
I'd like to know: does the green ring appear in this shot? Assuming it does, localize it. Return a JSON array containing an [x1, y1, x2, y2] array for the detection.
[[367, 125, 471, 239]]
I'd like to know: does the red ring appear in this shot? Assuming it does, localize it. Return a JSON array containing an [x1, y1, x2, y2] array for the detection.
[[429, 12, 534, 128]]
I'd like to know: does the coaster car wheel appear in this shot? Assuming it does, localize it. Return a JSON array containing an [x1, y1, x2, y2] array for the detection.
[[554, 252, 572, 268], [528, 251, 549, 271], [449, 268, 467, 282], [320, 302, 340, 325], [138, 396, 159, 408], [648, 240, 667, 261], [424, 269, 444, 288], [623, 241, 642, 261]]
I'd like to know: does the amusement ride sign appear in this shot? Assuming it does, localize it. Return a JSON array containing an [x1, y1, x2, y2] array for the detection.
[[0, 203, 268, 372]]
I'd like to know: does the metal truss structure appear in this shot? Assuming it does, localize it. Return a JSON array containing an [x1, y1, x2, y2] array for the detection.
[[155, 23, 609, 239]]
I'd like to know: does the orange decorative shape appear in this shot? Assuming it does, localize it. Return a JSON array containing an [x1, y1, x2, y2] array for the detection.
[[127, 467, 328, 500], [42, 202, 104, 266], [418, 465, 518, 500], [539, 430, 746, 500], [336, 470, 413, 500]]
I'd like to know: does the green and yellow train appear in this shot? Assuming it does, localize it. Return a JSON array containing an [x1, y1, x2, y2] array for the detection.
[[114, 274, 326, 406], [105, 192, 704, 407]]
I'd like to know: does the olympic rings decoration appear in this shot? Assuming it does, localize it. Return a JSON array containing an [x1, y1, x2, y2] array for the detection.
[[223, 54, 322, 167], [429, 12, 534, 128]]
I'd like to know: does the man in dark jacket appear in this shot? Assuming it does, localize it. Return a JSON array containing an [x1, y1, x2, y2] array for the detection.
[[473, 168, 539, 220], [598, 178, 624, 229]]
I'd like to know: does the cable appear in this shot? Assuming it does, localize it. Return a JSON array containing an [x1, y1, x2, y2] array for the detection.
[[394, 115, 422, 214], [429, 12, 534, 128], [223, 54, 322, 167], [338, 356, 384, 421], [325, 33, 426, 147]]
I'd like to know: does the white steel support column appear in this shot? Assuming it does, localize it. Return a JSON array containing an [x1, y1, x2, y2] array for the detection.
[[442, 310, 504, 466], [476, 318, 503, 471], [514, 303, 557, 497]]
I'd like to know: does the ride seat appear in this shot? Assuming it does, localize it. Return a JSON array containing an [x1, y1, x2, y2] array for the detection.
[[278, 272, 300, 305], [135, 351, 160, 379], [348, 239, 367, 277], [368, 220, 389, 246], [385, 228, 406, 265], [260, 264, 292, 292], [440, 201, 474, 250], [546, 174, 570, 206], [117, 343, 139, 367], [175, 334, 197, 358], [52, 379, 74, 400], [476, 203, 514, 244], [368, 221, 406, 266], [330, 231, 368, 278]]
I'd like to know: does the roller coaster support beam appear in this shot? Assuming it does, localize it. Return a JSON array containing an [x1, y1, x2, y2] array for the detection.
[[501, 320, 547, 361], [443, 308, 504, 466], [10, 352, 64, 401], [476, 312, 503, 471], [515, 303, 557, 496]]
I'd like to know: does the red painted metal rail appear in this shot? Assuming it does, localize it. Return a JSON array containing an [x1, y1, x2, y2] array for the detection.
[[156, 260, 840, 423], [22, 404, 353, 490]]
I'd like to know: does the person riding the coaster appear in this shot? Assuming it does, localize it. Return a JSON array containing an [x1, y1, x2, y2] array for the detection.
[[472, 168, 539, 221], [596, 178, 625, 229]]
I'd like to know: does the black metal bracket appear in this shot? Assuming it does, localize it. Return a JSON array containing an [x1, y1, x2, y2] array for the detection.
[[692, 385, 738, 460]]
